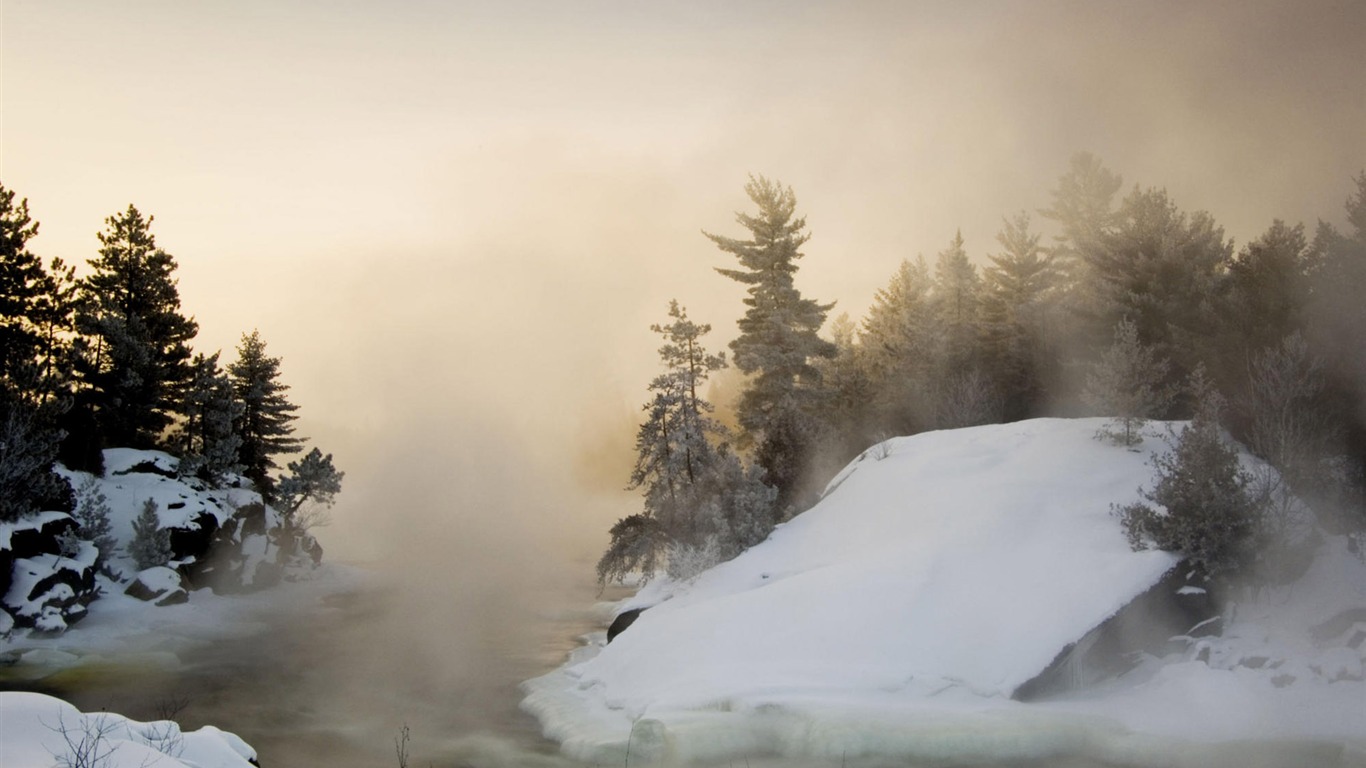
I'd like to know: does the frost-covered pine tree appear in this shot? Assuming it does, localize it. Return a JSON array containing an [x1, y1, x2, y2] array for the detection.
[[229, 330, 302, 497], [128, 498, 172, 570], [707, 176, 835, 513], [600, 301, 775, 585], [1083, 317, 1173, 446], [861, 257, 935, 434], [629, 302, 730, 547]]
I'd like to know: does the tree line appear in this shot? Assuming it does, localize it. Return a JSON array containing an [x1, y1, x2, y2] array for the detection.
[[602, 157, 1366, 586], [0, 185, 341, 525]]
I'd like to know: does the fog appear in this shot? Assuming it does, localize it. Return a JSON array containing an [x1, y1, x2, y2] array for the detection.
[[3, 1, 1365, 764]]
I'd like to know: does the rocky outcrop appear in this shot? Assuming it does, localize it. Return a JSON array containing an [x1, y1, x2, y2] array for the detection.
[[1014, 564, 1219, 701], [0, 517, 99, 635]]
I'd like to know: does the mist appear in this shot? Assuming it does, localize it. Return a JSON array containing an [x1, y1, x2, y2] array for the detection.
[[3, 1, 1365, 765]]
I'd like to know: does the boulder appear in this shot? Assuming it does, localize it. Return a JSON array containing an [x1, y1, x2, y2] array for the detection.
[[125, 567, 189, 606], [607, 607, 645, 643]]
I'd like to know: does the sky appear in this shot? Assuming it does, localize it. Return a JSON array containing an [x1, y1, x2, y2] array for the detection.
[[3, 1, 1364, 563]]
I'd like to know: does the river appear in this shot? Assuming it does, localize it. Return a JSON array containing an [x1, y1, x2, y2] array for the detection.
[[3, 566, 626, 768]]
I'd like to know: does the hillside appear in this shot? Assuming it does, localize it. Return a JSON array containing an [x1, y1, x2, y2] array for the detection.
[[523, 418, 1366, 766]]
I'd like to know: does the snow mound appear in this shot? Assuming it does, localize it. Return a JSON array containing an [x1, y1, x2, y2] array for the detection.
[[522, 418, 1365, 765], [0, 691, 257, 768]]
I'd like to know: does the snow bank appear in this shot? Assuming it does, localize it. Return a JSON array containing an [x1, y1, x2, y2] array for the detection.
[[523, 418, 1366, 765], [0, 691, 257, 768]]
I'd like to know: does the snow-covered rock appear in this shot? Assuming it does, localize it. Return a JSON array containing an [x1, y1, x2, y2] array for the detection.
[[523, 418, 1366, 765], [125, 566, 189, 606], [0, 691, 258, 768]]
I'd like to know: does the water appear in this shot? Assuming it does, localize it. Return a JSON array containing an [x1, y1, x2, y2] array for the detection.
[[5, 571, 622, 768]]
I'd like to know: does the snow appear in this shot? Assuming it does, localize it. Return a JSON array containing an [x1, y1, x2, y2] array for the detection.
[[0, 691, 257, 768], [523, 418, 1366, 765]]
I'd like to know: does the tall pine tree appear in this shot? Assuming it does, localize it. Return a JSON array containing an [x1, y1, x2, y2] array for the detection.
[[229, 330, 302, 496], [0, 184, 46, 398], [76, 205, 198, 448], [707, 176, 835, 515]]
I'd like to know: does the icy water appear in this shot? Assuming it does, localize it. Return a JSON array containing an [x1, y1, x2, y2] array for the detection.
[[3, 572, 616, 768]]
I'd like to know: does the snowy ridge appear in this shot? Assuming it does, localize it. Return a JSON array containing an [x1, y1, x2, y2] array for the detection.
[[523, 418, 1366, 765]]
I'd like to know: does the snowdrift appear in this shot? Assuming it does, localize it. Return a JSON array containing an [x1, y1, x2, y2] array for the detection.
[[523, 418, 1366, 766], [0, 691, 258, 768]]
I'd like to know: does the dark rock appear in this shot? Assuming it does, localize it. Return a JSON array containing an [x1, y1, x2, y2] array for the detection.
[[166, 511, 221, 563], [114, 459, 177, 478], [607, 608, 645, 643], [1013, 564, 1221, 701], [1271, 673, 1296, 688], [125, 567, 189, 606]]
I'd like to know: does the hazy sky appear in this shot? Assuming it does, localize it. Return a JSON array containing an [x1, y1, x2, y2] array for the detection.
[[3, 1, 1364, 561]]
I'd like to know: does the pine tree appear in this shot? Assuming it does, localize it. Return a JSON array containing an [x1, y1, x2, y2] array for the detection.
[[1117, 406, 1262, 582], [176, 352, 242, 484], [229, 330, 302, 496], [276, 447, 344, 525], [0, 184, 53, 400], [981, 212, 1059, 420], [0, 390, 68, 522], [128, 498, 172, 570], [861, 257, 935, 434], [76, 205, 198, 448], [707, 176, 835, 513], [72, 476, 117, 571], [1038, 151, 1123, 299], [629, 302, 730, 549], [930, 230, 980, 376], [601, 302, 775, 585], [1086, 188, 1231, 394], [1083, 318, 1174, 446]]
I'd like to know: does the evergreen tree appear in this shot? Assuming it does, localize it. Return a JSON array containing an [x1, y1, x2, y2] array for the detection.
[[707, 176, 835, 513], [860, 256, 935, 434], [980, 212, 1059, 420], [229, 330, 302, 496], [809, 313, 876, 473], [1083, 317, 1174, 446], [1085, 187, 1231, 396], [0, 390, 69, 522], [276, 447, 344, 527], [0, 184, 46, 398], [128, 498, 172, 570], [601, 302, 775, 585], [628, 302, 730, 550], [176, 352, 242, 484], [930, 230, 981, 378], [71, 476, 117, 572], [1117, 405, 1262, 582], [1038, 151, 1123, 299], [76, 205, 198, 448]]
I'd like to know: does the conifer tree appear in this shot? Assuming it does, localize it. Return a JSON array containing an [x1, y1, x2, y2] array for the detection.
[[0, 184, 46, 398], [229, 330, 302, 496], [1083, 317, 1174, 446], [129, 498, 172, 570], [177, 352, 242, 483], [707, 176, 835, 513], [276, 447, 344, 526], [76, 205, 198, 448], [861, 257, 935, 434], [600, 302, 775, 585], [981, 212, 1059, 420]]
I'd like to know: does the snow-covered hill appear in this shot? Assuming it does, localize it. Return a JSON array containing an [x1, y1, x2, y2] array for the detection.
[[523, 418, 1366, 766]]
